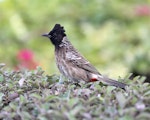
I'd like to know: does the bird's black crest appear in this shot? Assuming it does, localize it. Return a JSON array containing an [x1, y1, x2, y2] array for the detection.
[[49, 24, 66, 35], [48, 24, 66, 46]]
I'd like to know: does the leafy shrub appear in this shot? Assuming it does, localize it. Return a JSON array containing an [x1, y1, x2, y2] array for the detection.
[[0, 64, 149, 120]]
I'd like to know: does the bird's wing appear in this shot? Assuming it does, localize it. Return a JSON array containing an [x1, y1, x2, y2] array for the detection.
[[66, 51, 100, 74]]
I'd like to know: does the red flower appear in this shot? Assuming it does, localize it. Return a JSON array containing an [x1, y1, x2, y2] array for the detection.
[[15, 49, 38, 70], [135, 5, 150, 16], [17, 49, 34, 61]]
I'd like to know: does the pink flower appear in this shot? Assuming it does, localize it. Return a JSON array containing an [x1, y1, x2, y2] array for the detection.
[[15, 49, 38, 70], [135, 5, 150, 16], [17, 49, 34, 61]]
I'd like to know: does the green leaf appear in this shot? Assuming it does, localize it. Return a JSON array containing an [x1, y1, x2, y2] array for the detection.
[[0, 92, 4, 102], [0, 75, 4, 82], [116, 92, 127, 108]]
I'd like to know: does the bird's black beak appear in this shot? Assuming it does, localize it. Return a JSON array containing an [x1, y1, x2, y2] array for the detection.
[[42, 33, 51, 38]]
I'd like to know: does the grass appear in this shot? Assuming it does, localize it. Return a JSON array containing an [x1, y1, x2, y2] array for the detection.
[[0, 63, 150, 120]]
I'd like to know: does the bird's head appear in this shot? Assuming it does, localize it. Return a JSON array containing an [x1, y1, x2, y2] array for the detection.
[[42, 24, 66, 46]]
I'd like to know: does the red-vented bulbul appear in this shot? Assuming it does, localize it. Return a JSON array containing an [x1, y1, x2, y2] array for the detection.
[[42, 24, 127, 89]]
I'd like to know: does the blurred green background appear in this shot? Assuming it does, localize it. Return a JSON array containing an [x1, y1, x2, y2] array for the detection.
[[0, 0, 150, 81]]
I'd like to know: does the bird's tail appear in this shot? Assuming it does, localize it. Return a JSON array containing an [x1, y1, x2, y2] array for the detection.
[[98, 76, 127, 89]]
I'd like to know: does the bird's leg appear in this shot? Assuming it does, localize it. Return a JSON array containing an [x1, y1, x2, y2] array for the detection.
[[67, 78, 81, 87], [58, 74, 64, 84]]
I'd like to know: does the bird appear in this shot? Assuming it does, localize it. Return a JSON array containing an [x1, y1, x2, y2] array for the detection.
[[42, 24, 127, 89]]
